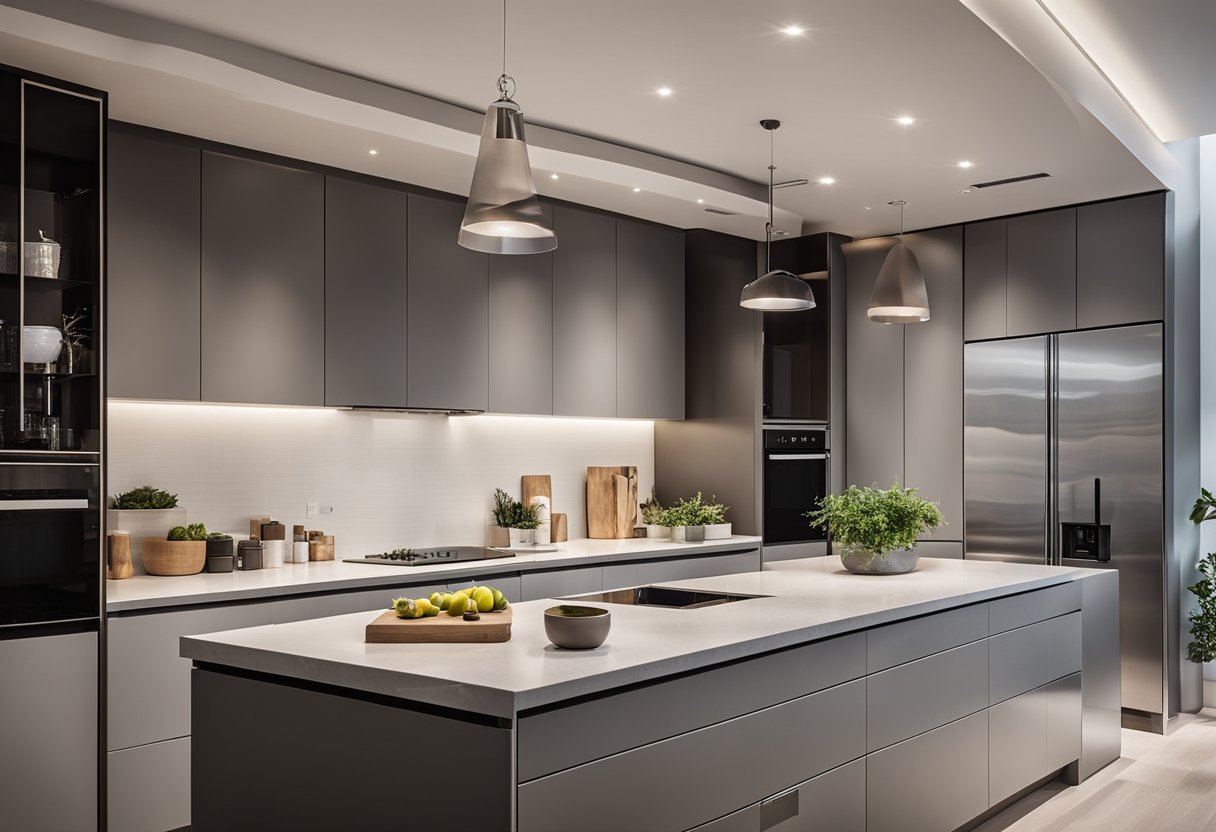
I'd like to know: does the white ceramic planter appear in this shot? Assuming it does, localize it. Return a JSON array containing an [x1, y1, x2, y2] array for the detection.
[[670, 526, 707, 543], [645, 524, 670, 539], [487, 525, 510, 548], [108, 507, 187, 575], [508, 527, 535, 547], [704, 523, 732, 540]]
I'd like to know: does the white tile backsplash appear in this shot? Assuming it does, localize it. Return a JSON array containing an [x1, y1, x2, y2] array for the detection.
[[107, 402, 654, 556]]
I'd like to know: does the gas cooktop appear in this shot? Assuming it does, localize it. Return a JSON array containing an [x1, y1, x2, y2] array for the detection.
[[345, 546, 515, 567]]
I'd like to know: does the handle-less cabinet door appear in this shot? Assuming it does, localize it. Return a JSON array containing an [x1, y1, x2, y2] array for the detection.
[[201, 152, 324, 404], [616, 218, 684, 419], [963, 218, 1007, 342], [488, 211, 552, 414], [406, 193, 488, 411], [1077, 193, 1164, 328], [1006, 208, 1076, 337], [903, 227, 963, 541], [0, 631, 97, 831], [553, 205, 616, 417], [108, 127, 201, 400], [324, 176, 408, 407]]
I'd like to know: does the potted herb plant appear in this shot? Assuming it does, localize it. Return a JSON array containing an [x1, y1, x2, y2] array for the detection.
[[660, 492, 718, 543], [108, 485, 188, 574], [807, 483, 944, 575], [1185, 490, 1216, 667], [143, 522, 208, 576], [510, 502, 542, 547], [640, 488, 668, 539], [488, 487, 514, 548], [703, 496, 731, 540]]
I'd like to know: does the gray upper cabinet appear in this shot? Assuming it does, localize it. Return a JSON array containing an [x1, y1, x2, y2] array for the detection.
[[1006, 207, 1076, 337], [616, 218, 685, 419], [963, 218, 1006, 342], [325, 176, 409, 407], [553, 205, 617, 417], [406, 193, 489, 411], [201, 152, 325, 405], [843, 237, 904, 490], [108, 127, 202, 400], [1077, 193, 1164, 328], [903, 227, 963, 540], [488, 206, 553, 414]]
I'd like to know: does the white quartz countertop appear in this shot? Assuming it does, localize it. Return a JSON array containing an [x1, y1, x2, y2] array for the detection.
[[180, 557, 1090, 718], [106, 535, 763, 612]]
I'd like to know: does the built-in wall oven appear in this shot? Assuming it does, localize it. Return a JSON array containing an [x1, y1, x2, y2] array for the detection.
[[762, 429, 829, 546]]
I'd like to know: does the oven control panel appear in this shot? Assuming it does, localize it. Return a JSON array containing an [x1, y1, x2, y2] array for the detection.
[[764, 429, 829, 451]]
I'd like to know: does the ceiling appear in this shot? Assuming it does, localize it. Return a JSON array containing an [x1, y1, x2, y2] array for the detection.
[[1038, 0, 1216, 143], [0, 0, 1168, 239]]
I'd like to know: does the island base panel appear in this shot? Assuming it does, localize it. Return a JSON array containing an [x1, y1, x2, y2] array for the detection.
[[190, 667, 512, 831]]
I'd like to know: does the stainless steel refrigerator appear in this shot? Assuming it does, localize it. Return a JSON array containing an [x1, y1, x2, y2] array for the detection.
[[964, 323, 1165, 721]]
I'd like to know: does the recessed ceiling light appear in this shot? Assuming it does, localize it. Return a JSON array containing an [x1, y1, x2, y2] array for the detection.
[[632, 187, 642, 193], [781, 24, 806, 36], [549, 173, 559, 180], [696, 198, 704, 204], [818, 176, 836, 185], [865, 206, 872, 210], [957, 160, 973, 169], [960, 188, 973, 194], [656, 86, 673, 97], [368, 149, 379, 155], [897, 115, 916, 126]]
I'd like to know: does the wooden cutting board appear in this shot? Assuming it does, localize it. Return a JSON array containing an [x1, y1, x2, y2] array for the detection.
[[586, 466, 638, 539], [364, 608, 513, 644], [521, 475, 553, 513]]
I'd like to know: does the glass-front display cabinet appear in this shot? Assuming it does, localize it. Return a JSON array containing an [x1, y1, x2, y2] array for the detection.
[[0, 69, 105, 456]]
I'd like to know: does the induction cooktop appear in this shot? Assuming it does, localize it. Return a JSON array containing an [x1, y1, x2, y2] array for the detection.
[[344, 546, 515, 567]]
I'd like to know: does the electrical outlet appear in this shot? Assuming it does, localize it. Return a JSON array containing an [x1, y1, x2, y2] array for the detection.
[[320, 505, 335, 516], [306, 502, 318, 519]]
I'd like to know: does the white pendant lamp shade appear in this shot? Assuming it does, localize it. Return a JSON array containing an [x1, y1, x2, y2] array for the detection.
[[740, 269, 816, 310], [458, 97, 556, 254], [740, 118, 815, 312], [867, 242, 930, 323]]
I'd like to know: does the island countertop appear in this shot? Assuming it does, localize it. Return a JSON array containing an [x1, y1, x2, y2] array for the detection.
[[181, 557, 1091, 718]]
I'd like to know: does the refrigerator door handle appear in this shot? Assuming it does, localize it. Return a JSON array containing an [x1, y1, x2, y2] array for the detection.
[[1048, 334, 1060, 566]]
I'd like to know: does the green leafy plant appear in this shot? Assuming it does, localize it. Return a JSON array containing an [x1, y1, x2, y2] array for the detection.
[[206, 532, 232, 541], [1186, 490, 1216, 664], [511, 502, 541, 531], [658, 492, 722, 528], [111, 485, 179, 510], [491, 488, 516, 528], [806, 484, 943, 558], [167, 523, 207, 541], [640, 488, 664, 525]]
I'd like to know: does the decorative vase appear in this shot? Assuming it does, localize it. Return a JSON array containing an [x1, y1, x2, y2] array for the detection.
[[508, 527, 534, 547], [487, 525, 510, 548], [645, 524, 670, 539], [669, 526, 684, 543], [108, 507, 188, 575], [704, 523, 732, 540], [840, 547, 919, 575]]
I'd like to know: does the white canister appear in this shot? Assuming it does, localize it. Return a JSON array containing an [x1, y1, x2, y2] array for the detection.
[[531, 496, 551, 545], [292, 541, 310, 563], [263, 539, 286, 568]]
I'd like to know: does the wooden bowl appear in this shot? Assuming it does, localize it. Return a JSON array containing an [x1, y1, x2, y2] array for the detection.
[[142, 539, 206, 576]]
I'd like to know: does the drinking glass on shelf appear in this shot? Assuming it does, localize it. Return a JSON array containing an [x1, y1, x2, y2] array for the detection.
[[40, 416, 59, 451]]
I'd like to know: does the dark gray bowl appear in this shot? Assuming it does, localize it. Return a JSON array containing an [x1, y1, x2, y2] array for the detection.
[[544, 605, 611, 650]]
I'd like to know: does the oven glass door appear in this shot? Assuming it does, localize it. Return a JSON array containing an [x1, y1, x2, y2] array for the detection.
[[764, 451, 828, 545], [0, 464, 100, 628]]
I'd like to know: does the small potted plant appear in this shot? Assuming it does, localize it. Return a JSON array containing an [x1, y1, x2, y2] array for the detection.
[[510, 502, 542, 547], [640, 488, 668, 539], [807, 483, 944, 575], [108, 485, 188, 574], [57, 307, 89, 374], [703, 496, 731, 540], [1185, 490, 1216, 668], [488, 487, 514, 548], [660, 492, 716, 543], [143, 522, 208, 576]]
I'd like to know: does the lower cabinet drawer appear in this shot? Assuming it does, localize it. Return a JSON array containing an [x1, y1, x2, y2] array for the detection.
[[1046, 673, 1082, 771], [989, 685, 1048, 805], [517, 678, 865, 832], [867, 711, 989, 832], [989, 612, 1081, 705], [108, 737, 190, 832], [767, 758, 866, 832], [600, 549, 760, 591], [271, 585, 447, 623], [519, 566, 603, 601], [866, 639, 988, 751], [989, 581, 1081, 634]]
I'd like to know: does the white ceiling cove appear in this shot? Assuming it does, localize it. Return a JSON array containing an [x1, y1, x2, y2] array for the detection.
[[0, 0, 1166, 239]]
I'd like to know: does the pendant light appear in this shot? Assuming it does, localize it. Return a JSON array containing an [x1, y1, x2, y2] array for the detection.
[[867, 120, 929, 323], [458, 0, 556, 254], [739, 119, 815, 311]]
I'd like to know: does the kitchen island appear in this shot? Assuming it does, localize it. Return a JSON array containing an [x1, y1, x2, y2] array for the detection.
[[182, 558, 1121, 832]]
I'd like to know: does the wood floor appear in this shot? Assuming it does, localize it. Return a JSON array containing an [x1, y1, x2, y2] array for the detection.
[[978, 710, 1216, 832]]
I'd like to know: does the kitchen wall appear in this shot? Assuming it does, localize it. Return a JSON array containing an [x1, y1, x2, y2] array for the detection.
[[107, 402, 655, 556], [1200, 133, 1216, 703]]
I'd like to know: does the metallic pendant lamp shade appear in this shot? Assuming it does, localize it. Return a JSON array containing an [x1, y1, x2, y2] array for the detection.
[[458, 2, 556, 254], [739, 119, 815, 311], [867, 201, 929, 323]]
